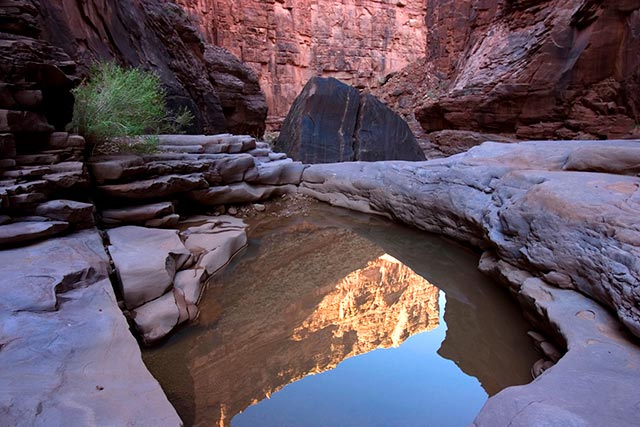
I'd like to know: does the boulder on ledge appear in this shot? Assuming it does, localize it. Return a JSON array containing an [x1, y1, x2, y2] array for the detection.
[[276, 77, 425, 164]]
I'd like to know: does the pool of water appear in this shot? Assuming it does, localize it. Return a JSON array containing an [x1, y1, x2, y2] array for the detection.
[[143, 203, 539, 427]]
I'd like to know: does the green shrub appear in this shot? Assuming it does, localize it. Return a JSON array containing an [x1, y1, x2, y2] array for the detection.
[[69, 62, 193, 152]]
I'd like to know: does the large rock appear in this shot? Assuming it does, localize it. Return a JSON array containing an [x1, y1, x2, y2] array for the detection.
[[276, 77, 425, 163], [355, 93, 426, 162], [107, 226, 191, 309], [0, 230, 181, 426], [299, 138, 640, 427]]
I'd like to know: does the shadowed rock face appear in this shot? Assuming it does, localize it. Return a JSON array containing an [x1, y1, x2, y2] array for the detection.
[[376, 0, 640, 155], [276, 77, 425, 164], [36, 0, 267, 136], [175, 0, 427, 128]]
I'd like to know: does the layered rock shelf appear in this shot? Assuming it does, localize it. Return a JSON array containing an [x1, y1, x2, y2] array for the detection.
[[299, 139, 640, 426], [91, 134, 305, 228]]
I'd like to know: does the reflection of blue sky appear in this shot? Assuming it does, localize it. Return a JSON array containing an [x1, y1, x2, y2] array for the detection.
[[232, 291, 488, 427]]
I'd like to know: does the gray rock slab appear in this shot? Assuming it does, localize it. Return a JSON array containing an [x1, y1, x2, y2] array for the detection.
[[0, 230, 109, 312], [35, 199, 94, 225], [131, 291, 181, 345], [0, 221, 68, 247], [174, 268, 207, 305], [100, 173, 208, 199], [247, 159, 307, 185], [472, 278, 640, 427], [89, 155, 145, 183], [159, 144, 205, 154], [102, 201, 175, 223], [182, 216, 247, 275], [189, 182, 296, 205], [107, 226, 191, 309], [0, 230, 181, 425]]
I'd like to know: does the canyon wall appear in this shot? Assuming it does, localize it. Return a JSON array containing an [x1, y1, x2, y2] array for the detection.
[[376, 0, 640, 156], [176, 0, 427, 128], [36, 0, 267, 136]]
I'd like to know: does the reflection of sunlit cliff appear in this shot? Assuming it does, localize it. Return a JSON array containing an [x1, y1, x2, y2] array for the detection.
[[147, 223, 441, 427], [293, 254, 439, 355]]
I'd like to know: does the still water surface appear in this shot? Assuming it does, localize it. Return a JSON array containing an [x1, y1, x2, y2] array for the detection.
[[143, 203, 539, 427]]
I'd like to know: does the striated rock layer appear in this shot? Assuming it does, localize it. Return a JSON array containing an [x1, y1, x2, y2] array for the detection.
[[376, 0, 640, 156], [36, 0, 267, 136], [176, 0, 427, 128]]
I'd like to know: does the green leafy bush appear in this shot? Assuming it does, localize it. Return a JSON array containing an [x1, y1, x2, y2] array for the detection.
[[69, 62, 193, 152]]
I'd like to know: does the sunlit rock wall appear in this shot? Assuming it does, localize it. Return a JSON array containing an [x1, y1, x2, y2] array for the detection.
[[176, 0, 427, 128]]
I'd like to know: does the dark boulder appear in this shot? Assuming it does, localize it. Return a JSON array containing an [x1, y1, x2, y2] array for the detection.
[[276, 77, 425, 164], [355, 93, 426, 162]]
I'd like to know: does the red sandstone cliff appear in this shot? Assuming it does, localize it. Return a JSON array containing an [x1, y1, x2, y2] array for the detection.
[[376, 0, 640, 157], [176, 0, 427, 128], [36, 0, 267, 136]]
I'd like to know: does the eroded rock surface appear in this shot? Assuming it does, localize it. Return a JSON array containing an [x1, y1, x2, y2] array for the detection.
[[376, 0, 640, 156], [276, 77, 425, 163], [299, 138, 640, 426], [0, 229, 181, 426], [473, 260, 640, 427], [108, 216, 248, 344]]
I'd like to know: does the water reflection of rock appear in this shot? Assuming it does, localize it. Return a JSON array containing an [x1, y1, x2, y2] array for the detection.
[[315, 206, 538, 396], [293, 254, 439, 352], [145, 222, 440, 427]]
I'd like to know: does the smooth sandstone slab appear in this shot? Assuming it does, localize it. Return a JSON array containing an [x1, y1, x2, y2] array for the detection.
[[0, 230, 109, 312], [0, 230, 181, 426], [174, 268, 207, 305], [131, 291, 181, 345], [35, 199, 95, 226], [102, 201, 175, 223], [108, 226, 191, 309], [472, 277, 640, 427], [100, 173, 208, 199], [189, 182, 295, 205], [299, 139, 640, 427], [182, 216, 248, 275], [246, 159, 307, 185], [0, 220, 68, 246]]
